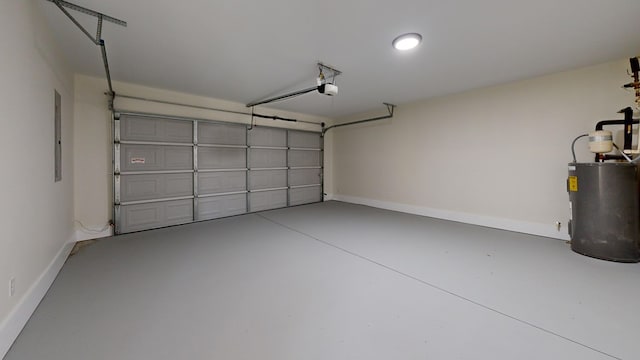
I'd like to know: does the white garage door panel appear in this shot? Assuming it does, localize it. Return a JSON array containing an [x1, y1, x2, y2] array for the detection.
[[121, 144, 193, 172], [115, 113, 323, 234], [286, 130, 322, 207], [249, 190, 287, 212], [248, 127, 286, 146], [289, 149, 321, 167], [289, 130, 321, 149], [120, 199, 194, 233], [290, 186, 322, 206], [198, 171, 246, 195], [199, 122, 246, 145], [199, 147, 246, 169], [121, 173, 193, 202], [289, 168, 321, 186], [249, 149, 286, 168], [198, 194, 247, 221], [121, 116, 193, 143], [248, 170, 286, 190]]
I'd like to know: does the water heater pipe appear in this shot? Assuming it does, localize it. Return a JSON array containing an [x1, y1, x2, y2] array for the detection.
[[593, 114, 640, 162]]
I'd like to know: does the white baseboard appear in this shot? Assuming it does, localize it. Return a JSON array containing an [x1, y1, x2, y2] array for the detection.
[[332, 195, 570, 241], [323, 193, 335, 201], [75, 227, 113, 242], [0, 240, 74, 359]]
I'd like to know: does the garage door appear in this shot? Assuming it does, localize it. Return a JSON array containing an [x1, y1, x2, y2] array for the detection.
[[114, 112, 323, 234]]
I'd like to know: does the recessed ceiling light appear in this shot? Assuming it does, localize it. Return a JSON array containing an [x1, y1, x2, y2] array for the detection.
[[392, 33, 422, 51]]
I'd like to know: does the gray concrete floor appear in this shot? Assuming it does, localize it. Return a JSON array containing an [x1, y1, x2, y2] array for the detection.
[[4, 201, 639, 360]]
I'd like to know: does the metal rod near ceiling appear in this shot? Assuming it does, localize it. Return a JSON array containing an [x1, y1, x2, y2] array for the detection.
[[46, 4, 387, 131], [322, 103, 397, 135], [246, 86, 319, 108], [47, 0, 127, 99], [110, 93, 324, 126], [246, 63, 343, 108]]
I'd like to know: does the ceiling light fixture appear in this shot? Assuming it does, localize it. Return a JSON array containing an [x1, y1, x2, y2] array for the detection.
[[392, 33, 422, 51]]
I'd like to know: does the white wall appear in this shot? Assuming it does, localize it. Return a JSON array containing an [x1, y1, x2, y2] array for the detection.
[[74, 75, 333, 237], [332, 60, 635, 239], [73, 76, 113, 240], [0, 0, 75, 356]]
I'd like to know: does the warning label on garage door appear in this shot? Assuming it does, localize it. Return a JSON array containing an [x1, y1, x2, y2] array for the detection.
[[130, 157, 145, 164]]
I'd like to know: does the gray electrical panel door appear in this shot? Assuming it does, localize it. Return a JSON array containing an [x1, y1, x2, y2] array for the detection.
[[114, 113, 322, 234]]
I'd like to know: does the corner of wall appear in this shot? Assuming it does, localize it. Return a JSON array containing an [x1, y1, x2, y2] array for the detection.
[[75, 226, 114, 242], [0, 241, 74, 359]]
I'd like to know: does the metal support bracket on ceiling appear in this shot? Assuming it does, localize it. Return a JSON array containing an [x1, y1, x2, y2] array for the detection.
[[47, 0, 127, 102], [322, 103, 396, 136], [246, 62, 343, 108]]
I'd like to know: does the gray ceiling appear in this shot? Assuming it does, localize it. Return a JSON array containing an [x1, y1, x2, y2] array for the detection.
[[40, 0, 640, 118]]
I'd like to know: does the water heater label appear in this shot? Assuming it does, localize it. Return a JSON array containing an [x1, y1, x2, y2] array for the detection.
[[568, 176, 578, 192]]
